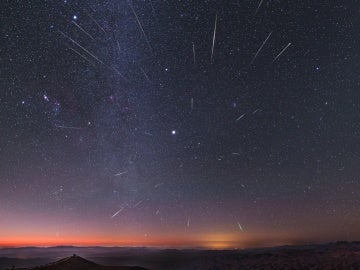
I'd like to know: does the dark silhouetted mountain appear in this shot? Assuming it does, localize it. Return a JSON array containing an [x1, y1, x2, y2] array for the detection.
[[9, 255, 148, 270]]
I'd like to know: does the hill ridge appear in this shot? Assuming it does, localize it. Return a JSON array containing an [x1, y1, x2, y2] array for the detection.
[[11, 255, 148, 270]]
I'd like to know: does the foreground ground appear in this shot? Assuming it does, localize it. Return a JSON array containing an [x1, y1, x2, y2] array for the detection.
[[1, 242, 360, 270]]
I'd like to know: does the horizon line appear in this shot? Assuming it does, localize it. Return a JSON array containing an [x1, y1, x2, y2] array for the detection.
[[1, 240, 359, 250]]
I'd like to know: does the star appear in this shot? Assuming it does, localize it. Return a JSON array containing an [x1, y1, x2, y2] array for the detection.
[[43, 94, 49, 102], [171, 130, 176, 135]]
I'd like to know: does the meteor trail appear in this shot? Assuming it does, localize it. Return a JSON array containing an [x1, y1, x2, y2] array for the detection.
[[236, 114, 246, 121], [149, 0, 157, 17], [254, 0, 264, 15], [272, 42, 292, 63], [111, 66, 128, 81], [134, 200, 143, 208], [237, 221, 244, 231], [116, 40, 121, 55], [140, 67, 151, 82], [67, 46, 93, 64], [114, 171, 128, 177], [72, 21, 95, 41], [86, 12, 106, 34], [59, 31, 104, 65], [128, 0, 152, 51], [54, 124, 84, 130], [211, 13, 218, 63], [111, 207, 124, 218], [250, 31, 272, 65]]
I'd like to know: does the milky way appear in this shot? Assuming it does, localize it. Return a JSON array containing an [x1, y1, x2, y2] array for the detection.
[[1, 1, 360, 248]]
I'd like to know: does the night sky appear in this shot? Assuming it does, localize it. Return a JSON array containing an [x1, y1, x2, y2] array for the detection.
[[1, 0, 360, 248]]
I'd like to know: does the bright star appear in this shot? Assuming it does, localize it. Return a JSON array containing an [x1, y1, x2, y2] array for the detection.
[[73, 15, 77, 20], [171, 130, 176, 135]]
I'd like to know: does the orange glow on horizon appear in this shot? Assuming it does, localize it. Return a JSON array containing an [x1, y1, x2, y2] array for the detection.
[[0, 231, 299, 249], [0, 232, 237, 248]]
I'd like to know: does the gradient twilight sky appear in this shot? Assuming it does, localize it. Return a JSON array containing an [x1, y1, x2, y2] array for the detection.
[[1, 0, 360, 248]]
